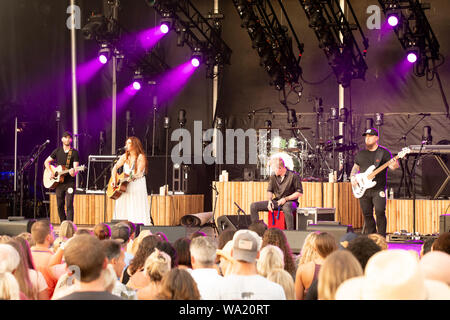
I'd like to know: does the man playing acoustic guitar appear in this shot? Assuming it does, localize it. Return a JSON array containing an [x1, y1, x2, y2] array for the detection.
[[44, 131, 80, 223], [350, 128, 400, 237]]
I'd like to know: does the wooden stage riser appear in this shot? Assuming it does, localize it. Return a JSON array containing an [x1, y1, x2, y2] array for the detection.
[[213, 182, 449, 234], [49, 194, 204, 226]]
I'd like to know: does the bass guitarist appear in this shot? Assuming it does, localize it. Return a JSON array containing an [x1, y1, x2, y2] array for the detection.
[[350, 128, 399, 237], [44, 131, 80, 223]]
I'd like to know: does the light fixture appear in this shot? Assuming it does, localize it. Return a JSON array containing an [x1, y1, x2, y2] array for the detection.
[[191, 48, 202, 68], [387, 13, 399, 27], [160, 13, 172, 34], [98, 43, 111, 64], [132, 70, 143, 91], [406, 47, 419, 64]]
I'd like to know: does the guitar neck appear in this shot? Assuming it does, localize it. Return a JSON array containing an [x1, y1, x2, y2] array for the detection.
[[367, 155, 399, 180]]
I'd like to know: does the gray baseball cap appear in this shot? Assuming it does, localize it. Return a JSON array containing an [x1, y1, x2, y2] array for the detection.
[[232, 229, 262, 263]]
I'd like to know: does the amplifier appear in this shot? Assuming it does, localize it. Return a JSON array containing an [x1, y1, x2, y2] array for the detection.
[[296, 207, 336, 231], [440, 214, 450, 234]]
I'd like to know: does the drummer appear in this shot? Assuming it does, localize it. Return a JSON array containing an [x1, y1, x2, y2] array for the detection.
[[250, 157, 303, 230]]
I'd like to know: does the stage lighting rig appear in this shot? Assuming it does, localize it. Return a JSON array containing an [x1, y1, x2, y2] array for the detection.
[[378, 0, 440, 77], [299, 0, 369, 88], [232, 0, 304, 91], [98, 43, 111, 64], [148, 0, 232, 78]]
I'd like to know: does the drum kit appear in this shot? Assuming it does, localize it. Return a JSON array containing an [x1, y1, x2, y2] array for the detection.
[[257, 125, 358, 180]]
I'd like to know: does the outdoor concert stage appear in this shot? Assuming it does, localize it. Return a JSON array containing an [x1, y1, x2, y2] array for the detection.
[[49, 181, 449, 235]]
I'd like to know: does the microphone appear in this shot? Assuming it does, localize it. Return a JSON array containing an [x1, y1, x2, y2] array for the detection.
[[117, 146, 127, 153], [419, 113, 431, 116], [40, 140, 50, 148]]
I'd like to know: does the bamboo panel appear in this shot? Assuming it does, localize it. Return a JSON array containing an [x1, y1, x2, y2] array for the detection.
[[387, 199, 450, 234], [50, 194, 203, 226]]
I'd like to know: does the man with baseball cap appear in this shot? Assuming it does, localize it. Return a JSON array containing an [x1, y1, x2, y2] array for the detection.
[[44, 130, 80, 222], [350, 128, 399, 237], [217, 229, 286, 300]]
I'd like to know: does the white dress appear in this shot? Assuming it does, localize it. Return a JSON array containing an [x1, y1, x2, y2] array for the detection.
[[113, 162, 151, 226]]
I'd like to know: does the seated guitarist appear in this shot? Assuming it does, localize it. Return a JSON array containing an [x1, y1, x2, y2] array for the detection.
[[350, 128, 399, 237], [44, 131, 79, 223]]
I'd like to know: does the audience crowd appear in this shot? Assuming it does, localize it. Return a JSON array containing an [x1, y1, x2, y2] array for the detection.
[[0, 218, 449, 300]]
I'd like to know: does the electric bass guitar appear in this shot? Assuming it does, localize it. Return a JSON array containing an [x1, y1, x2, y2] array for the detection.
[[106, 172, 133, 200], [352, 147, 410, 198], [43, 164, 86, 189]]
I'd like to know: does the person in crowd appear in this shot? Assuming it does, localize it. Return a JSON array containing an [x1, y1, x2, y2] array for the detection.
[[217, 230, 236, 250], [335, 249, 450, 300], [297, 231, 319, 266], [418, 251, 450, 285], [156, 268, 201, 300], [189, 236, 223, 299], [93, 223, 111, 241], [111, 223, 134, 269], [295, 232, 337, 300], [124, 235, 161, 289], [13, 236, 49, 299], [53, 220, 77, 250], [30, 219, 57, 298], [124, 221, 137, 253], [17, 232, 35, 247], [137, 249, 171, 300], [267, 268, 296, 300], [102, 239, 137, 299], [367, 233, 388, 250], [256, 245, 284, 278], [57, 235, 122, 300], [217, 229, 286, 300], [5, 239, 38, 300], [129, 229, 152, 256], [420, 237, 436, 258], [173, 237, 192, 270], [216, 240, 234, 277], [0, 244, 21, 300], [156, 241, 178, 269], [262, 227, 296, 279], [431, 232, 450, 254], [190, 231, 207, 240], [317, 250, 363, 300], [346, 235, 381, 270]]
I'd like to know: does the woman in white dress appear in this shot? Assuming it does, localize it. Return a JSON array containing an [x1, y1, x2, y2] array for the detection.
[[111, 137, 151, 226]]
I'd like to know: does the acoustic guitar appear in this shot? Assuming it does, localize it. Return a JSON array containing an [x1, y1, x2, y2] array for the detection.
[[106, 172, 132, 200], [43, 164, 86, 189]]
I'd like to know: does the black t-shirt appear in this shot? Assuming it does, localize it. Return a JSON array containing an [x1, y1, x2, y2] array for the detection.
[[267, 169, 303, 201], [355, 146, 392, 190], [50, 147, 80, 185]]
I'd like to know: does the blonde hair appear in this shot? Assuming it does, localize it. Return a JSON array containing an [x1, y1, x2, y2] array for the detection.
[[103, 264, 117, 293], [144, 249, 171, 282], [0, 244, 21, 300], [59, 220, 77, 239], [298, 232, 319, 265], [129, 230, 152, 256], [267, 268, 295, 300], [257, 245, 284, 278], [368, 233, 388, 250], [318, 250, 363, 300]]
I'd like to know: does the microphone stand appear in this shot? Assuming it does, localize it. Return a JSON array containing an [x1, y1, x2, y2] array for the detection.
[[29, 142, 49, 219], [234, 201, 248, 228], [397, 114, 428, 198]]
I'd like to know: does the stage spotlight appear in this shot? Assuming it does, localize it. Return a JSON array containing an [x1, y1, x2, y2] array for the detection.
[[387, 14, 399, 27], [132, 70, 143, 90], [406, 49, 418, 63], [159, 13, 172, 34], [98, 43, 111, 64], [191, 49, 202, 68]]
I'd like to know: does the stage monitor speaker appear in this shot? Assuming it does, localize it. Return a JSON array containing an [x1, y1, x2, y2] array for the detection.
[[216, 215, 252, 234], [283, 230, 311, 254], [440, 214, 450, 234], [421, 154, 450, 198], [306, 224, 352, 246], [139, 226, 187, 243], [0, 218, 37, 236]]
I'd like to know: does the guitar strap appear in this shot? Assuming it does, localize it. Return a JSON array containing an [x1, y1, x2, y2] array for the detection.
[[66, 149, 73, 169]]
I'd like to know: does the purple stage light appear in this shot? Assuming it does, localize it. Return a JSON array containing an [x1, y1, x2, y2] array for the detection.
[[160, 23, 169, 34], [387, 15, 399, 27], [407, 52, 418, 63], [191, 58, 200, 68], [99, 54, 108, 64], [132, 81, 142, 90]]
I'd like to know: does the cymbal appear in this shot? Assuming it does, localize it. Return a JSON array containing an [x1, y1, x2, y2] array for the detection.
[[257, 127, 284, 130], [289, 127, 311, 130]]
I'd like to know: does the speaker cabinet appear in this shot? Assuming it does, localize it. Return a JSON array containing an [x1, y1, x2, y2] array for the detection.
[[0, 218, 37, 236], [139, 225, 187, 243], [283, 230, 311, 254], [421, 155, 450, 198], [440, 214, 450, 234], [216, 215, 252, 234], [306, 224, 352, 245]]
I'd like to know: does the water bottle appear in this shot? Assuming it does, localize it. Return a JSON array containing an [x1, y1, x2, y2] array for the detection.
[[389, 187, 394, 200]]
